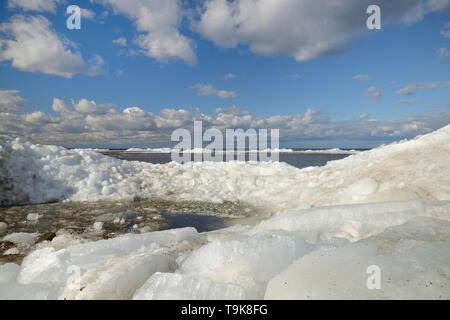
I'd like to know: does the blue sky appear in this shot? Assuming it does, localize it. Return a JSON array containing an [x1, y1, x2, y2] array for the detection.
[[0, 0, 450, 147]]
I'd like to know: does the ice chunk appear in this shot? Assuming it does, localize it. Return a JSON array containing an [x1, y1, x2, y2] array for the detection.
[[2, 232, 39, 247], [254, 200, 450, 243], [133, 273, 249, 300], [0, 263, 20, 283], [17, 228, 199, 294], [0, 283, 55, 300], [4, 247, 20, 255], [264, 217, 450, 299], [93, 221, 103, 231], [26, 213, 41, 221], [130, 231, 312, 300], [60, 249, 175, 300]]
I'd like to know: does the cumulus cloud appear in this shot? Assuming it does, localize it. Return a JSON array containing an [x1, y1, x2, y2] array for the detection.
[[0, 15, 104, 78], [398, 81, 450, 95], [0, 89, 24, 113], [8, 0, 62, 13], [112, 37, 127, 46], [437, 47, 450, 59], [1, 95, 449, 147], [195, 0, 450, 61], [96, 0, 196, 64], [366, 86, 381, 98], [193, 83, 236, 98], [352, 74, 373, 81]]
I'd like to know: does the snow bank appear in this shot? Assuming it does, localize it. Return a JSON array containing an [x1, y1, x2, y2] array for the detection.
[[126, 147, 172, 153], [124, 148, 294, 153], [295, 148, 359, 154], [1, 124, 450, 211]]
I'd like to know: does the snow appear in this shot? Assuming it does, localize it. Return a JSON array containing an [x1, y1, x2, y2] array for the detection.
[[1, 124, 450, 212], [1, 124, 450, 299], [295, 148, 359, 154], [124, 148, 295, 153], [126, 147, 172, 153]]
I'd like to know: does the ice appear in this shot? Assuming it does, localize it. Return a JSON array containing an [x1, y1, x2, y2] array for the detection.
[[26, 213, 41, 221], [0, 263, 20, 283], [93, 221, 103, 231], [4, 248, 20, 255], [1, 125, 450, 299], [253, 200, 450, 243], [264, 217, 450, 299], [60, 249, 175, 299], [133, 273, 249, 300], [2, 125, 450, 212], [0, 228, 199, 300], [2, 232, 39, 247]]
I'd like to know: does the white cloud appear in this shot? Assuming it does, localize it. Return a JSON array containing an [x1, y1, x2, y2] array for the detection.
[[442, 21, 450, 38], [0, 15, 104, 78], [86, 55, 105, 76], [23, 111, 49, 125], [352, 74, 373, 81], [8, 0, 62, 13], [112, 37, 127, 46], [366, 86, 381, 98], [96, 0, 196, 64], [437, 47, 450, 59], [81, 8, 96, 20], [223, 73, 235, 80], [0, 89, 24, 113], [1, 95, 450, 147], [398, 81, 450, 95], [195, 0, 450, 62], [73, 99, 111, 114], [193, 83, 236, 98]]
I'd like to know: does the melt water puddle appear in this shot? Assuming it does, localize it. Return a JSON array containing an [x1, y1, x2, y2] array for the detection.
[[0, 198, 258, 264]]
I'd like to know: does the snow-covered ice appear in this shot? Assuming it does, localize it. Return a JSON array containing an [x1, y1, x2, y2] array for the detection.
[[2, 124, 450, 211], [1, 124, 450, 299]]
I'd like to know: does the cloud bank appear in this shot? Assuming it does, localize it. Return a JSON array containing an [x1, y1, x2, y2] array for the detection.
[[1, 91, 449, 148]]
